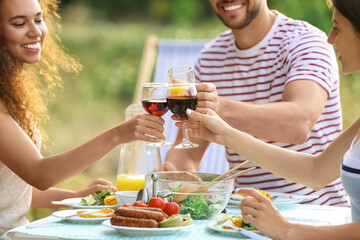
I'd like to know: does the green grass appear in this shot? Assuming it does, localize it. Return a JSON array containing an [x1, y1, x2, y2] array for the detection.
[[27, 4, 360, 221]]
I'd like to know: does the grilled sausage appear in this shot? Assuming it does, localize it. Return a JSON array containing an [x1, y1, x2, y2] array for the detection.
[[110, 216, 158, 228], [133, 207, 169, 218], [115, 207, 165, 222]]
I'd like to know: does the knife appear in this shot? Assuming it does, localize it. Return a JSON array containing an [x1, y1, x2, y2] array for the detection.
[[26, 210, 101, 229]]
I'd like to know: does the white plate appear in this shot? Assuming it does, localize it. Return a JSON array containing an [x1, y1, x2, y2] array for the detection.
[[228, 193, 302, 206], [52, 209, 111, 224], [51, 197, 119, 210], [102, 219, 193, 236]]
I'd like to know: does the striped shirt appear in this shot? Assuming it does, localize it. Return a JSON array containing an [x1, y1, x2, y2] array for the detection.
[[341, 136, 360, 221], [195, 12, 349, 206]]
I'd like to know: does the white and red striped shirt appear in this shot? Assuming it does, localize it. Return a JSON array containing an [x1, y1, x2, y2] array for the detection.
[[195, 12, 349, 206]]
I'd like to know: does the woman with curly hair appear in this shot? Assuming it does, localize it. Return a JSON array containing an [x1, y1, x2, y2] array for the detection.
[[185, 0, 360, 239], [0, 0, 165, 234]]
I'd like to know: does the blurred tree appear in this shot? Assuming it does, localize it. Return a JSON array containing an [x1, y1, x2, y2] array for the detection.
[[60, 0, 332, 32], [268, 0, 333, 32], [61, 0, 214, 24]]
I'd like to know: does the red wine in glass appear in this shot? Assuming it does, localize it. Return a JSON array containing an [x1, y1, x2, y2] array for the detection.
[[166, 96, 198, 118], [142, 99, 169, 116]]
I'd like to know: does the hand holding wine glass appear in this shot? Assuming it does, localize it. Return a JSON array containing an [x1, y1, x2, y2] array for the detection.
[[141, 82, 172, 147], [166, 65, 199, 149]]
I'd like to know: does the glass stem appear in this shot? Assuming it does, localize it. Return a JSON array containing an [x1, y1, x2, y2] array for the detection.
[[182, 121, 189, 142]]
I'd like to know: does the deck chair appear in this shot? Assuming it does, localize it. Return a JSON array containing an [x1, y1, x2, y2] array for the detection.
[[134, 35, 229, 174]]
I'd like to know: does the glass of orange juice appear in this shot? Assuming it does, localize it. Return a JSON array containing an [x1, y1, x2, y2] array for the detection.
[[116, 174, 146, 191]]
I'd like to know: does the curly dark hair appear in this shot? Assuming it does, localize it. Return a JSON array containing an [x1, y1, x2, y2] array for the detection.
[[0, 0, 82, 146]]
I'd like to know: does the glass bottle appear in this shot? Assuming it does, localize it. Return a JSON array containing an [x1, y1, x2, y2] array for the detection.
[[116, 103, 159, 191]]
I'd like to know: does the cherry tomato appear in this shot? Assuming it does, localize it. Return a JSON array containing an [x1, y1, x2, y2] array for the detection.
[[138, 202, 148, 207], [148, 197, 166, 210], [133, 201, 144, 207], [164, 202, 180, 216], [133, 201, 148, 207], [122, 203, 134, 207]]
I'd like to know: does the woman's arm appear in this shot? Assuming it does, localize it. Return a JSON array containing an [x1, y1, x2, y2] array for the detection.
[[0, 103, 165, 190], [31, 178, 116, 208], [186, 108, 360, 189], [238, 188, 359, 240]]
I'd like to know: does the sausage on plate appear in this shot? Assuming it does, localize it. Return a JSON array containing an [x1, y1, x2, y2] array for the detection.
[[110, 216, 158, 228], [115, 207, 165, 222]]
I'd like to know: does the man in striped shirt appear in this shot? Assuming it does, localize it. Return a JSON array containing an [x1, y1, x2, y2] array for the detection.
[[164, 0, 349, 206]]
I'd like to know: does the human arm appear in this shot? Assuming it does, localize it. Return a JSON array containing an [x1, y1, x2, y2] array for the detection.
[[186, 108, 360, 189], [0, 103, 166, 190], [31, 178, 116, 208], [196, 80, 328, 144], [238, 188, 360, 240], [164, 78, 328, 173], [163, 127, 210, 172]]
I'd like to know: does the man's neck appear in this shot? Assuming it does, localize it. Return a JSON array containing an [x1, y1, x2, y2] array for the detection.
[[232, 10, 277, 50]]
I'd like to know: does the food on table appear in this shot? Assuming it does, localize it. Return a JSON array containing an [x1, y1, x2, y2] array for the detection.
[[81, 189, 116, 206], [76, 208, 115, 218], [145, 172, 233, 220], [111, 215, 158, 228], [232, 188, 272, 200], [133, 201, 148, 207], [122, 203, 134, 207], [104, 195, 118, 205], [158, 213, 193, 228], [177, 194, 224, 220], [111, 206, 193, 228], [213, 213, 257, 231], [115, 207, 166, 222], [164, 202, 180, 216], [148, 197, 166, 210], [116, 174, 145, 191]]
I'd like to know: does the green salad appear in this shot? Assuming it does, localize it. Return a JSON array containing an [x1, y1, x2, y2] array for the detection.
[[80, 189, 115, 206], [178, 194, 224, 220]]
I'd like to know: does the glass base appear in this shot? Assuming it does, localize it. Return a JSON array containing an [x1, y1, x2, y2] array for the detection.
[[174, 140, 199, 149], [147, 140, 172, 147]]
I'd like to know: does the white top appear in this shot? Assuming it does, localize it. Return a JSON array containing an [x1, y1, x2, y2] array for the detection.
[[195, 11, 349, 206], [0, 122, 41, 236], [341, 135, 360, 222], [0, 162, 32, 236]]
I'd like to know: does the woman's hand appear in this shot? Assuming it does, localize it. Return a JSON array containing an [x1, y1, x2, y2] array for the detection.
[[76, 178, 116, 197], [121, 113, 166, 143], [238, 188, 290, 240], [183, 108, 231, 145]]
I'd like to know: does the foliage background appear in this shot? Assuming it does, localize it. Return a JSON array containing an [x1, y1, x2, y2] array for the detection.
[[28, 0, 360, 220]]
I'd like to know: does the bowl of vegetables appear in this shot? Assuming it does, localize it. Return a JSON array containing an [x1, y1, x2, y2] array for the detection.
[[145, 172, 234, 220]]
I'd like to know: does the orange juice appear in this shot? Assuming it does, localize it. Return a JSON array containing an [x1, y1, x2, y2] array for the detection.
[[116, 174, 145, 191]]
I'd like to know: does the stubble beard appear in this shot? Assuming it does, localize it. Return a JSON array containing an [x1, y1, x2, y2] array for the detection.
[[217, 7, 260, 30]]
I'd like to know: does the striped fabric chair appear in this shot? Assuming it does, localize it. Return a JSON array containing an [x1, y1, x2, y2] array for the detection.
[[134, 35, 229, 174]]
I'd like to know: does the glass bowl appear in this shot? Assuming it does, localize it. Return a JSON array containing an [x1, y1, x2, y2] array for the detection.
[[145, 172, 234, 220]]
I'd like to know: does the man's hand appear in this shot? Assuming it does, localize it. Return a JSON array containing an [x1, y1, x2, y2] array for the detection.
[[196, 83, 221, 114]]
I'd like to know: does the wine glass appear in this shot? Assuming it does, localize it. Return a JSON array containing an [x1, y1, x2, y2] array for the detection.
[[167, 65, 199, 149], [141, 82, 172, 147]]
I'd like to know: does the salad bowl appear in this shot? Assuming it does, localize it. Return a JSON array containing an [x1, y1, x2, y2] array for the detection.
[[145, 172, 234, 220]]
